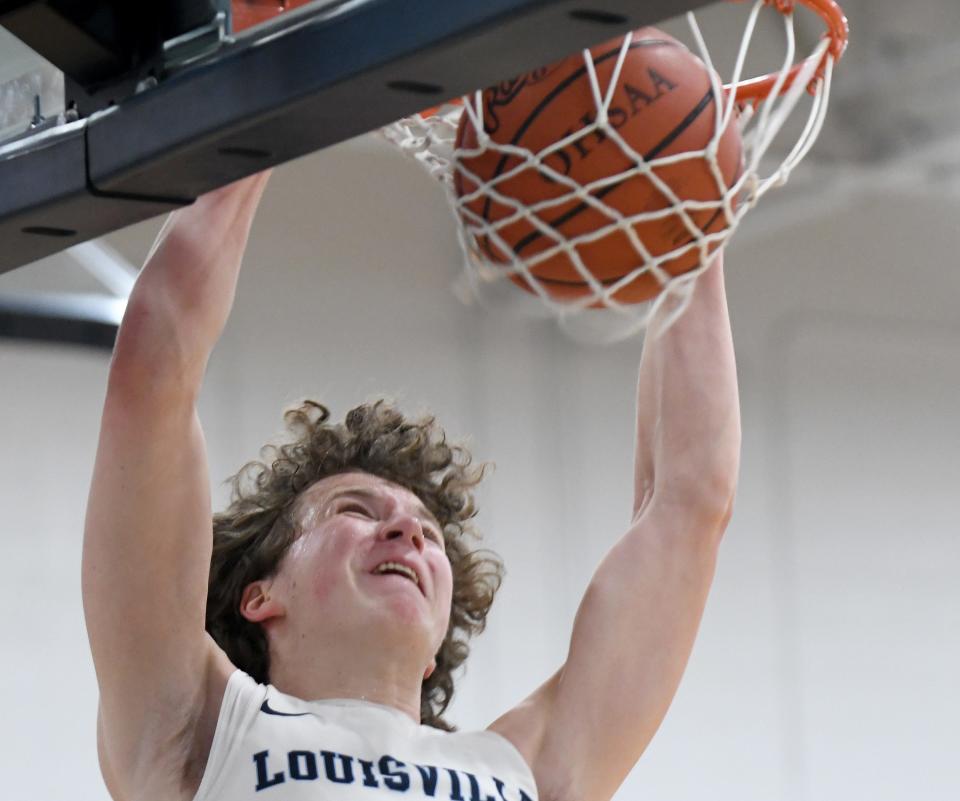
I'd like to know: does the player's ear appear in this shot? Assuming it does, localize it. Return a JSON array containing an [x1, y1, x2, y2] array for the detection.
[[423, 658, 437, 681], [240, 581, 285, 623]]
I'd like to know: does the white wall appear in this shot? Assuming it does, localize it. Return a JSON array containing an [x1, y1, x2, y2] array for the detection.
[[1, 132, 957, 801]]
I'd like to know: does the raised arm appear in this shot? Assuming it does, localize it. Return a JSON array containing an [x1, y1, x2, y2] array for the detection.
[[631, 258, 740, 523], [82, 172, 270, 800], [490, 256, 740, 801]]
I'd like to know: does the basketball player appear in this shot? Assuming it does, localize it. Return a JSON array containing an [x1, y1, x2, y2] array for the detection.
[[83, 170, 740, 801]]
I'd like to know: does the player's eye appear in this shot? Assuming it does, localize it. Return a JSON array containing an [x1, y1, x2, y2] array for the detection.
[[340, 502, 374, 518]]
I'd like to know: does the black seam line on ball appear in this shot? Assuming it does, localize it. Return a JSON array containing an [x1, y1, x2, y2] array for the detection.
[[511, 86, 716, 258], [478, 39, 680, 224], [508, 40, 679, 147], [531, 272, 628, 287]]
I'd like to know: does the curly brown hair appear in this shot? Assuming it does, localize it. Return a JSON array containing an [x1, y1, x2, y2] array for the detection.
[[205, 400, 503, 731]]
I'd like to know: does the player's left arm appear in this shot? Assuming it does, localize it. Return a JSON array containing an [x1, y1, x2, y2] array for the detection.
[[490, 255, 741, 801]]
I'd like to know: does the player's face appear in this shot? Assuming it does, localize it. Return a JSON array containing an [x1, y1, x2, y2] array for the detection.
[[275, 471, 453, 659]]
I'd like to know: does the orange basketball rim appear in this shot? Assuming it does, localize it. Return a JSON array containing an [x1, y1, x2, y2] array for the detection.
[[419, 0, 849, 119], [729, 0, 849, 104]]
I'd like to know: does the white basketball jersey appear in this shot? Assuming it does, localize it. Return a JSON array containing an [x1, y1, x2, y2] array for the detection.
[[192, 670, 539, 801]]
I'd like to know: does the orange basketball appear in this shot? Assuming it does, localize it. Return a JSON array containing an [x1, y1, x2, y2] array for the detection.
[[454, 28, 742, 304]]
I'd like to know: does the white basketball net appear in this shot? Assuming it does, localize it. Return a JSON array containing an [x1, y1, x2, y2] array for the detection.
[[383, 0, 840, 343]]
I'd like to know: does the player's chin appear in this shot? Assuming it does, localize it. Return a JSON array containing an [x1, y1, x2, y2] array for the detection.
[[373, 606, 441, 643], [367, 583, 434, 625]]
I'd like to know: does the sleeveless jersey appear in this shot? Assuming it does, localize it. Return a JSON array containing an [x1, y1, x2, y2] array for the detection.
[[192, 670, 539, 801]]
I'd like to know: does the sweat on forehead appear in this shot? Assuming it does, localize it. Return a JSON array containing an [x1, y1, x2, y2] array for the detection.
[[292, 471, 439, 531]]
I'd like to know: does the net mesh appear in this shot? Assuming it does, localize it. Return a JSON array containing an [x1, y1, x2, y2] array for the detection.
[[383, 0, 839, 342]]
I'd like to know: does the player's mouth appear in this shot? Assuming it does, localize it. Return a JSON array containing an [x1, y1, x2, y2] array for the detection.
[[371, 561, 424, 596]]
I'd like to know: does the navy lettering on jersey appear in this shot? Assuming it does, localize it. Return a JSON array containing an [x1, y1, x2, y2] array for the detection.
[[321, 751, 356, 784], [358, 758, 381, 788], [253, 750, 285, 791], [288, 751, 318, 781], [415, 764, 440, 797], [379, 756, 411, 792], [466, 771, 498, 801], [446, 768, 465, 801], [250, 748, 532, 799]]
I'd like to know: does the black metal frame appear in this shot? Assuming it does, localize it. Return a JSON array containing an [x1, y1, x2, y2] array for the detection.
[[0, 1, 223, 114], [0, 0, 712, 347]]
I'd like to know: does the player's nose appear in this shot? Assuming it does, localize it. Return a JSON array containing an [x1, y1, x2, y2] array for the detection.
[[378, 512, 425, 552]]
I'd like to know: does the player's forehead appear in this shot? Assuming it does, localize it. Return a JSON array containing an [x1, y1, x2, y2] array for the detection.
[[296, 471, 438, 524]]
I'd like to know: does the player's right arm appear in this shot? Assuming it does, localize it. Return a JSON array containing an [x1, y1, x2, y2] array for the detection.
[[82, 172, 271, 800]]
